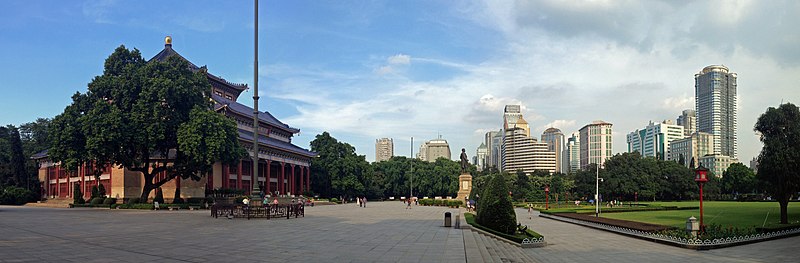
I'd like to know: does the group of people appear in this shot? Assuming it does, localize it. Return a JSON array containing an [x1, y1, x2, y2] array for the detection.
[[356, 197, 367, 207]]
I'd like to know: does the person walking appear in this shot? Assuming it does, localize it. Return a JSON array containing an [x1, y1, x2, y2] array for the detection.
[[363, 197, 366, 208], [406, 198, 411, 209], [527, 204, 533, 220]]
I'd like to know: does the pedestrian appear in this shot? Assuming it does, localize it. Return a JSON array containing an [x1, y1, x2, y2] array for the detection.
[[527, 204, 533, 220], [358, 197, 362, 207], [406, 198, 411, 209], [363, 197, 367, 208]]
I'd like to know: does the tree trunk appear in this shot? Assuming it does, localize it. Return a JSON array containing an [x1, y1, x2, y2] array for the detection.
[[140, 177, 154, 202], [780, 198, 789, 224]]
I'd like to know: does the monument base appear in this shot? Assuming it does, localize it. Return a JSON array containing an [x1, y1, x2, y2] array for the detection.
[[456, 172, 473, 205]]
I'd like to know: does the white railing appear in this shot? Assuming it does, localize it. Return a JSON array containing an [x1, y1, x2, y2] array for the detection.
[[540, 214, 800, 249]]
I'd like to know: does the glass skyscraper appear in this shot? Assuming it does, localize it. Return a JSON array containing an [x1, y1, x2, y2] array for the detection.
[[695, 65, 737, 158]]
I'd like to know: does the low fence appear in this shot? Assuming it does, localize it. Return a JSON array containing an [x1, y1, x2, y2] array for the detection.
[[540, 213, 800, 250]]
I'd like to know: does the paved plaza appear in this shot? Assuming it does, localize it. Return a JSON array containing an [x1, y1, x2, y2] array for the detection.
[[1, 202, 798, 262]]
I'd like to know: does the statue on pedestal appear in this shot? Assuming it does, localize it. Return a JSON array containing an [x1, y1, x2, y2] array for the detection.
[[460, 148, 469, 173]]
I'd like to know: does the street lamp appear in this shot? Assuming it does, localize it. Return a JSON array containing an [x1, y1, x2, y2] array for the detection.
[[595, 163, 604, 217], [694, 164, 709, 232], [544, 185, 550, 210]]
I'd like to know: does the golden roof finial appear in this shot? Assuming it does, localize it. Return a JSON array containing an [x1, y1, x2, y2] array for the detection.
[[165, 35, 172, 45]]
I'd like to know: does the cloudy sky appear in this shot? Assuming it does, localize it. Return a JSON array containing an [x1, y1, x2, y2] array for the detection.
[[1, 0, 798, 164]]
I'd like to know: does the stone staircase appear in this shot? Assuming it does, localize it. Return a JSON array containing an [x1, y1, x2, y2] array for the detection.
[[24, 198, 73, 208], [463, 228, 538, 263]]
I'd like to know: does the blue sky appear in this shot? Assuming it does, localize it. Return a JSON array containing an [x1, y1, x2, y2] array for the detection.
[[2, 1, 799, 164]]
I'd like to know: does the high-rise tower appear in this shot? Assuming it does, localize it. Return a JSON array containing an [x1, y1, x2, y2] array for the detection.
[[695, 65, 737, 158], [375, 138, 394, 162]]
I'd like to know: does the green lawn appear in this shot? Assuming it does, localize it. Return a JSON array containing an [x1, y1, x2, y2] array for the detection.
[[601, 201, 800, 229]]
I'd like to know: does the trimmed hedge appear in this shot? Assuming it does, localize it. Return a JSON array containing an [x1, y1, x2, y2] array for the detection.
[[465, 213, 542, 243], [89, 197, 105, 205], [111, 203, 155, 209], [73, 184, 85, 204], [103, 198, 117, 205], [476, 175, 517, 235]]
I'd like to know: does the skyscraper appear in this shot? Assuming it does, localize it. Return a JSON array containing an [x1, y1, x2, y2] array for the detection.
[[475, 143, 487, 171], [375, 138, 394, 162], [668, 132, 714, 168], [502, 127, 556, 173], [484, 130, 501, 170], [566, 132, 580, 173], [541, 127, 565, 173], [579, 120, 613, 170], [503, 105, 522, 131], [676, 109, 696, 137], [695, 65, 737, 158], [626, 121, 684, 160], [418, 137, 451, 162]]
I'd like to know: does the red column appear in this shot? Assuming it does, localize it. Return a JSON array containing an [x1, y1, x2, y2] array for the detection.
[[81, 164, 85, 199], [298, 166, 304, 194], [237, 160, 243, 190], [223, 164, 229, 189], [306, 166, 311, 194], [266, 160, 271, 195], [290, 164, 296, 195], [279, 162, 285, 195]]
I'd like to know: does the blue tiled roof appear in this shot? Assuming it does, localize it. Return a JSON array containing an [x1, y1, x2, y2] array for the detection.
[[212, 93, 300, 133], [238, 129, 316, 158], [31, 149, 48, 159]]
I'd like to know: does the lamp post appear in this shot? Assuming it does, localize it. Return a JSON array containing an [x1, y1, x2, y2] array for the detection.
[[694, 164, 709, 232], [595, 163, 603, 217], [544, 185, 550, 210], [634, 191, 638, 205], [250, 0, 262, 203]]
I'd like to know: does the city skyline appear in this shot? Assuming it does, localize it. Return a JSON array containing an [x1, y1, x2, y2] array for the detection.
[[2, 1, 800, 164]]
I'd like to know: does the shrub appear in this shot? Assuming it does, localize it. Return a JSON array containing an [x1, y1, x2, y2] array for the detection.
[[103, 198, 117, 205], [476, 175, 517, 235], [127, 197, 141, 204], [154, 188, 164, 204], [73, 184, 85, 204], [98, 183, 106, 197], [187, 197, 205, 204], [91, 186, 99, 198], [172, 197, 184, 204], [329, 197, 339, 203], [0, 186, 34, 205], [89, 197, 105, 205]]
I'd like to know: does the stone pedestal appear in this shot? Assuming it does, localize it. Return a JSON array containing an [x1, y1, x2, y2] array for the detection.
[[456, 172, 472, 204]]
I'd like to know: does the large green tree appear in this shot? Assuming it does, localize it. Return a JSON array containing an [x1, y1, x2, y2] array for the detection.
[[49, 46, 245, 201], [754, 103, 800, 224], [0, 126, 27, 188], [721, 162, 757, 197], [309, 132, 374, 199]]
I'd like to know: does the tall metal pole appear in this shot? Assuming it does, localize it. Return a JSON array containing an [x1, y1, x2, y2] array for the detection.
[[251, 0, 261, 200], [595, 163, 600, 217], [410, 137, 413, 199]]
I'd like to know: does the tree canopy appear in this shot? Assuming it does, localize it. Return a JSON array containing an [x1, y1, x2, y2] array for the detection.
[[755, 103, 800, 224], [48, 45, 245, 200]]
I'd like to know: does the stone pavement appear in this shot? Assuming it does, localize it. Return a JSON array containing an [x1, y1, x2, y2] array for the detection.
[[0, 202, 464, 263], [517, 208, 800, 263], [1, 203, 799, 262]]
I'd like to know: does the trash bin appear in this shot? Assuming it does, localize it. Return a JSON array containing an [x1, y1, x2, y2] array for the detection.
[[444, 212, 452, 227]]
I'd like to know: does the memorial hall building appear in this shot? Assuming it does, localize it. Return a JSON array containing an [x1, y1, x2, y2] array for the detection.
[[33, 37, 316, 201]]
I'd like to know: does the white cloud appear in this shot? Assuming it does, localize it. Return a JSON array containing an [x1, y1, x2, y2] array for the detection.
[[387, 54, 411, 65], [267, 1, 800, 163], [539, 120, 577, 133]]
